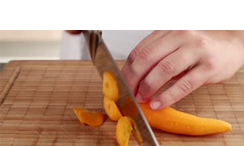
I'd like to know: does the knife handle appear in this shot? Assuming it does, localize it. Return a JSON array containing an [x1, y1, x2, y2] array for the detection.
[[83, 30, 102, 62]]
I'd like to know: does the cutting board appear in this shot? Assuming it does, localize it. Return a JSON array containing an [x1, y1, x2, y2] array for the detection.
[[0, 60, 244, 146]]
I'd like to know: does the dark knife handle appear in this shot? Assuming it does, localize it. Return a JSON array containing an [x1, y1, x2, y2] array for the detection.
[[83, 30, 102, 62]]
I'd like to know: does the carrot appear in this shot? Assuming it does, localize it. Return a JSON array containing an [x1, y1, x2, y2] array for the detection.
[[102, 70, 231, 145], [127, 117, 143, 144], [103, 72, 119, 101], [103, 96, 122, 121], [139, 103, 232, 136], [73, 107, 104, 127], [116, 116, 133, 146]]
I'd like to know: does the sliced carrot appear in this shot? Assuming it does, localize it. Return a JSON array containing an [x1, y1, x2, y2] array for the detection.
[[139, 103, 232, 136], [103, 96, 122, 121], [101, 69, 232, 146], [103, 72, 119, 101], [73, 107, 104, 127], [128, 117, 143, 144], [116, 116, 133, 146]]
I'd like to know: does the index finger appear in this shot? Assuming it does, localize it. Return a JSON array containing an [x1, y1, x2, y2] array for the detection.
[[122, 31, 169, 93]]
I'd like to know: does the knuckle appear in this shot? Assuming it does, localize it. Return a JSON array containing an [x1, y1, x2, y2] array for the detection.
[[158, 60, 175, 74], [175, 30, 196, 40], [195, 37, 208, 48], [178, 79, 193, 94], [201, 49, 219, 71], [128, 48, 139, 63], [204, 57, 217, 70], [138, 46, 153, 61]]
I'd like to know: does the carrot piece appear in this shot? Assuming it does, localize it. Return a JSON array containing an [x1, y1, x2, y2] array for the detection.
[[128, 117, 143, 144], [103, 96, 122, 121], [139, 103, 232, 136], [103, 72, 119, 101], [73, 107, 104, 127], [116, 116, 133, 146]]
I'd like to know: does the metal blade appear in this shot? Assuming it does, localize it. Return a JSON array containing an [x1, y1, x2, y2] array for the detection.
[[84, 31, 159, 146]]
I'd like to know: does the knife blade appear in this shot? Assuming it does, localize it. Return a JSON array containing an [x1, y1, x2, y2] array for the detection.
[[83, 30, 159, 146]]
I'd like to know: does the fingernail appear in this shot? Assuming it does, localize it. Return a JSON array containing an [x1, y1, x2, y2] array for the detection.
[[136, 93, 144, 103], [150, 100, 161, 110]]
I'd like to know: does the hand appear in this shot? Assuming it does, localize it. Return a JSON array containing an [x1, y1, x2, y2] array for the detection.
[[66, 30, 82, 35], [122, 30, 244, 110]]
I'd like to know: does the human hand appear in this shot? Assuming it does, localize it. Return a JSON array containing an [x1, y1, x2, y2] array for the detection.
[[122, 30, 244, 110], [66, 30, 82, 35]]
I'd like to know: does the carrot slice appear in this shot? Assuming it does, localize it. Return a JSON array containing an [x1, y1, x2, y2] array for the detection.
[[103, 96, 122, 121], [128, 117, 143, 144], [116, 116, 133, 146], [73, 107, 104, 127], [139, 103, 232, 136], [103, 72, 119, 101]]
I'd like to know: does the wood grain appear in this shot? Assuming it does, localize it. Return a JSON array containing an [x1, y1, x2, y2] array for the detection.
[[0, 60, 244, 146]]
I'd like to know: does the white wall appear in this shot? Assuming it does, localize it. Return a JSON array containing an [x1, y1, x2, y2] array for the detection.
[[0, 30, 62, 63], [0, 30, 62, 41]]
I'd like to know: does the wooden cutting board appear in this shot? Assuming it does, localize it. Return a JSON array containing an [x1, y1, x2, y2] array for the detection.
[[0, 60, 244, 146]]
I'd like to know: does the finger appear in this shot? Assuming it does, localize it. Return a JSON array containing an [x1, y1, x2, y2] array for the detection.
[[136, 46, 199, 103], [122, 31, 169, 77], [126, 30, 169, 64], [122, 31, 185, 95], [66, 30, 82, 35], [150, 64, 209, 110], [122, 31, 169, 93], [172, 71, 188, 80]]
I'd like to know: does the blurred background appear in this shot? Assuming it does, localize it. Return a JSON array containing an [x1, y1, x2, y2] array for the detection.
[[0, 30, 62, 63], [0, 30, 62, 71]]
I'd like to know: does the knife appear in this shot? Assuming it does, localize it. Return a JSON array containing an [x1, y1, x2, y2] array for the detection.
[[83, 30, 159, 146]]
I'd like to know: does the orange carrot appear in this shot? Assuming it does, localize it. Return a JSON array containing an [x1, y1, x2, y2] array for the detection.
[[128, 117, 143, 143], [103, 72, 119, 101], [73, 107, 104, 127], [103, 96, 122, 121], [139, 103, 232, 136], [116, 116, 133, 146]]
